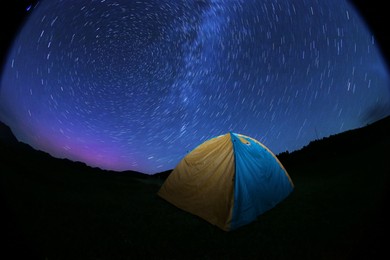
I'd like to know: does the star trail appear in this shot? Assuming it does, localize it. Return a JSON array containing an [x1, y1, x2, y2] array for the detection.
[[1, 0, 389, 174]]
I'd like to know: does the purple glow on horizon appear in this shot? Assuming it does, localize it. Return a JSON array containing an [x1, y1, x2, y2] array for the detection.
[[1, 0, 389, 174]]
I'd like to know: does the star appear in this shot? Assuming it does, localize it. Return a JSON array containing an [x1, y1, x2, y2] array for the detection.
[[1, 0, 389, 174]]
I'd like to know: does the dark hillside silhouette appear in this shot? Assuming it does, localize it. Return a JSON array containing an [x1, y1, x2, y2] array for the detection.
[[277, 115, 390, 170], [0, 120, 150, 179], [0, 116, 389, 259], [0, 1, 389, 258], [1, 115, 389, 178]]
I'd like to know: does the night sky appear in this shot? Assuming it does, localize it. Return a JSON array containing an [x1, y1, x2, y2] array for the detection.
[[1, 0, 389, 174]]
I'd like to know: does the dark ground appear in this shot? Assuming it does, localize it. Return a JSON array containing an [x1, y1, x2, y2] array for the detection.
[[0, 116, 389, 259], [1, 1, 389, 259]]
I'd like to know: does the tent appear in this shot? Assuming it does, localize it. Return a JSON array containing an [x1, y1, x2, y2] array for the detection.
[[158, 132, 294, 231]]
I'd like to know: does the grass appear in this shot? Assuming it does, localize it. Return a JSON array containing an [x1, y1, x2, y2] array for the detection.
[[1, 127, 389, 259]]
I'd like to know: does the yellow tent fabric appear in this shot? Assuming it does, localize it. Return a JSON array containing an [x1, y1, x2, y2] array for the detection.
[[158, 133, 235, 231], [158, 132, 294, 231]]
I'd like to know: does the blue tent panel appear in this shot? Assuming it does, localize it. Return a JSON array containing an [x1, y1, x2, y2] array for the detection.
[[230, 133, 294, 230]]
